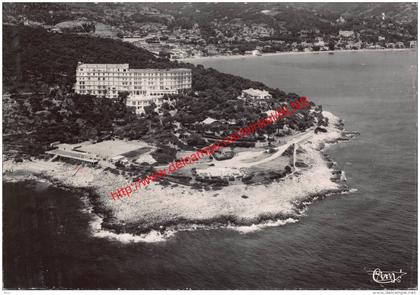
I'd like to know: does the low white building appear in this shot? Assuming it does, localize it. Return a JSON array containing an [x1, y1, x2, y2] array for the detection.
[[339, 30, 355, 38], [202, 117, 219, 125], [110, 155, 128, 163], [240, 88, 272, 100], [239, 88, 272, 108], [135, 154, 157, 165]]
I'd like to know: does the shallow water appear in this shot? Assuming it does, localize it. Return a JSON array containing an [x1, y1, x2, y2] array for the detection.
[[3, 51, 417, 289]]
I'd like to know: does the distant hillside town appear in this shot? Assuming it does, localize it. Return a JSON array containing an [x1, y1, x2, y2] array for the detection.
[[3, 2, 417, 59]]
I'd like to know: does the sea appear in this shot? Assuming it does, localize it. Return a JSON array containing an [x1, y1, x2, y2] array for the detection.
[[3, 50, 417, 289]]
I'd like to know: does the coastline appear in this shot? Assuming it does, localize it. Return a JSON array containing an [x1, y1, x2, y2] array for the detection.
[[3, 111, 357, 243], [179, 48, 414, 63]]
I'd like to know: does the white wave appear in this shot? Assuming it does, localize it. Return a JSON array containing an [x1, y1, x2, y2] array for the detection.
[[93, 227, 175, 243], [226, 218, 299, 234], [89, 214, 176, 243], [340, 188, 358, 195], [79, 194, 93, 214], [86, 212, 301, 243]]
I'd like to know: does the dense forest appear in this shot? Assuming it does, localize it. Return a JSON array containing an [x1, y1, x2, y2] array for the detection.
[[4, 24, 166, 90], [3, 25, 318, 161], [4, 25, 284, 94]]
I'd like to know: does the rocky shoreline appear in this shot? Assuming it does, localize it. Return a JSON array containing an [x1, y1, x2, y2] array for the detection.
[[3, 111, 358, 241]]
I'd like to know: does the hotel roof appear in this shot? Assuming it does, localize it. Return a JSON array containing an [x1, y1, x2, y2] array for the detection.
[[77, 63, 129, 68], [77, 63, 191, 72], [130, 68, 191, 73]]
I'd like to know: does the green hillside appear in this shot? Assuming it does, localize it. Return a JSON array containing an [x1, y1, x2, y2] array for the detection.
[[3, 25, 317, 162]]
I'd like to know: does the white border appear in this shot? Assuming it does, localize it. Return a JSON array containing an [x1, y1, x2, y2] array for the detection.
[[1, 1, 418, 294]]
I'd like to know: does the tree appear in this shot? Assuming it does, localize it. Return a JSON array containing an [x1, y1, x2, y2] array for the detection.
[[186, 134, 206, 147], [159, 50, 171, 60], [144, 102, 157, 116], [117, 91, 130, 105]]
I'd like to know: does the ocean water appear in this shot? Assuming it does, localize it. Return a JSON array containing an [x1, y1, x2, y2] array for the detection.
[[3, 51, 417, 289]]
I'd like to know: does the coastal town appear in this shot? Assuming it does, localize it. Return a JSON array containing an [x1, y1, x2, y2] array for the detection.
[[122, 26, 417, 59], [3, 3, 417, 59]]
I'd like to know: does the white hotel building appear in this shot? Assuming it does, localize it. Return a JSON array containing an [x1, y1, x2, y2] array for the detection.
[[74, 62, 192, 113]]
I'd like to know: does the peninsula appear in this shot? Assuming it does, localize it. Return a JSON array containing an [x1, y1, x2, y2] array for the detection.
[[3, 25, 355, 242]]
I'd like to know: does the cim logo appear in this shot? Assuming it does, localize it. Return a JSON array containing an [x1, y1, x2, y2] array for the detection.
[[367, 268, 407, 284]]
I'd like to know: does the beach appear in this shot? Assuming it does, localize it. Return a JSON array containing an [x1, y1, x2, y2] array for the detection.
[[180, 48, 414, 63]]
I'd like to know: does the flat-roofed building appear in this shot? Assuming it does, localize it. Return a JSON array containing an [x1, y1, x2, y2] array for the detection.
[[74, 62, 192, 113], [239, 88, 272, 109], [339, 30, 355, 38], [46, 149, 99, 165], [240, 88, 272, 100]]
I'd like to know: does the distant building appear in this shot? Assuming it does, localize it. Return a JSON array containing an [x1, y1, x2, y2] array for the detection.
[[240, 88, 272, 108], [240, 88, 272, 100], [314, 37, 325, 46], [395, 42, 405, 48], [213, 150, 234, 161], [339, 30, 355, 38], [110, 155, 128, 164], [205, 45, 219, 56], [49, 27, 62, 34], [202, 117, 220, 125], [135, 154, 157, 165], [74, 63, 192, 113], [336, 16, 346, 24], [49, 141, 61, 148]]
